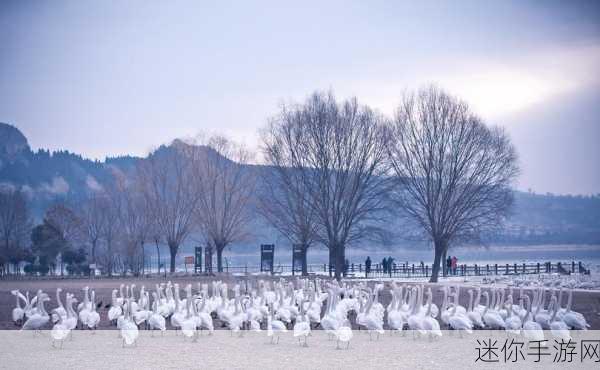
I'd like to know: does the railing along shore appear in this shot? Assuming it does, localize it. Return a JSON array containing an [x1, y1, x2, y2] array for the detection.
[[0, 260, 591, 281]]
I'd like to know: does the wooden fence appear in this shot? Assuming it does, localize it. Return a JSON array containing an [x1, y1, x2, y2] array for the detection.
[[0, 260, 590, 281]]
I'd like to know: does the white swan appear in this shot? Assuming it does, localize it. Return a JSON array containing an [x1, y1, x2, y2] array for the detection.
[[482, 291, 505, 329], [561, 289, 590, 330], [51, 288, 67, 324], [466, 289, 484, 328], [50, 310, 70, 348], [180, 288, 198, 341], [293, 301, 311, 346], [521, 295, 544, 342], [448, 292, 473, 335], [85, 290, 100, 330], [421, 288, 442, 339], [22, 291, 50, 331], [363, 289, 385, 340], [148, 292, 167, 334], [107, 290, 122, 323], [548, 296, 571, 341], [387, 286, 406, 332], [11, 290, 26, 325], [503, 295, 522, 336], [267, 308, 287, 344], [64, 294, 78, 336], [407, 287, 426, 336], [120, 299, 139, 347]]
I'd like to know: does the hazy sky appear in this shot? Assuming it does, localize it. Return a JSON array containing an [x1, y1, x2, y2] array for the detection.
[[1, 0, 599, 195]]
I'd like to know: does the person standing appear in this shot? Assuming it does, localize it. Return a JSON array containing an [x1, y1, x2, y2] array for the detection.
[[446, 256, 452, 276], [451, 256, 457, 275], [388, 256, 394, 277], [365, 256, 372, 278], [382, 257, 388, 275]]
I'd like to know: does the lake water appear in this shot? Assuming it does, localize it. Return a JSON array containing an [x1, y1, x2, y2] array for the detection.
[[148, 244, 600, 272]]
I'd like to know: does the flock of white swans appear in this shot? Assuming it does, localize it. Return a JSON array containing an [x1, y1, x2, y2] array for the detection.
[[10, 278, 591, 349]]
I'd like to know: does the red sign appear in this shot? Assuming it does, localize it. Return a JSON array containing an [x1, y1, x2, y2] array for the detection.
[[184, 256, 194, 265]]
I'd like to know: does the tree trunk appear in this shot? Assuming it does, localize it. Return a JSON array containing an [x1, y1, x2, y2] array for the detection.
[[430, 239, 446, 283], [334, 245, 345, 281], [301, 246, 308, 276], [107, 240, 113, 277], [141, 240, 145, 275], [328, 247, 334, 277], [442, 249, 447, 277], [216, 247, 224, 273], [168, 242, 178, 273], [156, 241, 161, 274], [91, 240, 97, 265]]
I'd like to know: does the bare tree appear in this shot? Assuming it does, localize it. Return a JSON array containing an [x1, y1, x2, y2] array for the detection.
[[137, 142, 198, 273], [80, 192, 106, 267], [257, 159, 318, 276], [188, 136, 256, 272], [45, 202, 83, 245], [262, 91, 391, 280], [0, 187, 32, 275], [114, 172, 151, 275], [45, 202, 83, 275], [97, 189, 121, 277], [386, 86, 519, 282]]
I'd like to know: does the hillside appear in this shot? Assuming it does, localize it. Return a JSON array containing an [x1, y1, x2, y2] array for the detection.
[[1, 122, 599, 245]]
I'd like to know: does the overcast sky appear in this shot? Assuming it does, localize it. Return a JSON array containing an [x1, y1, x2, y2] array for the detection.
[[1, 0, 599, 195]]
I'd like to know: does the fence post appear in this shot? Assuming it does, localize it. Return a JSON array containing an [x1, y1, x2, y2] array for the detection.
[[572, 261, 575, 274], [486, 264, 489, 274], [425, 265, 429, 276], [412, 264, 415, 274], [494, 264, 498, 275], [505, 263, 509, 275], [537, 263, 540, 274], [323, 264, 326, 272]]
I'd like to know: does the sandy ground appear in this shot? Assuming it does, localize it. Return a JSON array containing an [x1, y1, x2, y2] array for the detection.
[[1, 276, 599, 330], [1, 330, 600, 369]]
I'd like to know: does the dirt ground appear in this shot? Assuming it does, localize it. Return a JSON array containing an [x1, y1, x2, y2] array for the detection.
[[1, 275, 599, 330]]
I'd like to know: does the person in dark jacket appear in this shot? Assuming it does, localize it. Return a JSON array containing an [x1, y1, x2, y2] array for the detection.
[[388, 256, 394, 277], [365, 256, 372, 277], [446, 256, 452, 276], [382, 257, 388, 274]]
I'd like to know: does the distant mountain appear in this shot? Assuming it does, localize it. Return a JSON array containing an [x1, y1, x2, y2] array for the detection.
[[1, 122, 599, 245], [0, 122, 140, 216]]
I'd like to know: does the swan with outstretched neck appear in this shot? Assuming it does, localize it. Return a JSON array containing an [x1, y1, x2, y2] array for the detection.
[[11, 290, 26, 325], [22, 291, 50, 332]]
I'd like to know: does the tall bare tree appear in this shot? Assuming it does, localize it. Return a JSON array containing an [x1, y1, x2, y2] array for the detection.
[[257, 159, 318, 276], [114, 172, 151, 275], [80, 192, 106, 267], [188, 136, 256, 272], [45, 202, 82, 245], [262, 91, 391, 280], [95, 190, 121, 276], [386, 86, 519, 282], [0, 187, 31, 275], [45, 202, 83, 275], [137, 142, 198, 273]]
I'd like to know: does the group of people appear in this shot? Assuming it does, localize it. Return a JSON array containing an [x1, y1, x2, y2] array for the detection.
[[362, 255, 460, 277], [364, 256, 395, 277], [446, 255, 459, 275]]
